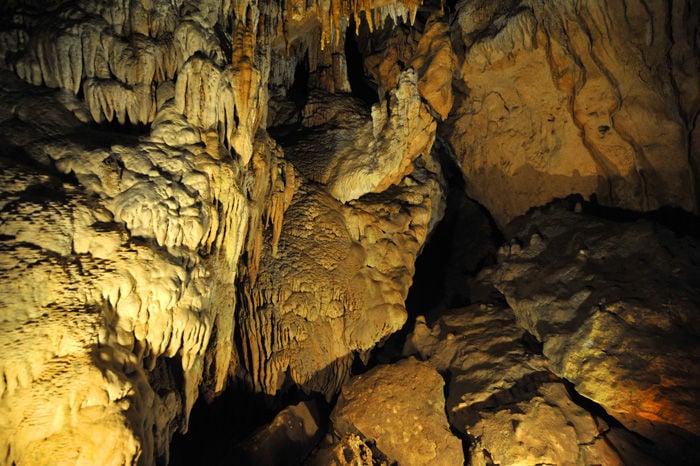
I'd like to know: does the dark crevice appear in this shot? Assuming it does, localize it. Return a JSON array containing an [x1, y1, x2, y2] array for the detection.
[[345, 17, 379, 106], [442, 370, 471, 465], [355, 139, 501, 373], [168, 381, 330, 466], [405, 139, 501, 323], [289, 51, 310, 107], [561, 379, 627, 432], [519, 331, 544, 356], [526, 193, 700, 238], [88, 119, 151, 136]]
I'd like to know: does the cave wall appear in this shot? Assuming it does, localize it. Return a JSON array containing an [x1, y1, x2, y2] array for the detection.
[[445, 0, 699, 227], [0, 0, 698, 464]]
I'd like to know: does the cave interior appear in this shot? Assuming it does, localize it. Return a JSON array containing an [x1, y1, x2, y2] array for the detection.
[[0, 0, 699, 465]]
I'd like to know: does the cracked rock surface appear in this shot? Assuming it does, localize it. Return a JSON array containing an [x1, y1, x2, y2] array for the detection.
[[445, 0, 699, 227], [483, 206, 700, 454]]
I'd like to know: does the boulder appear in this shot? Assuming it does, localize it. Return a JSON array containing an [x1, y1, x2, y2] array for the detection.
[[330, 358, 464, 466], [406, 303, 648, 465]]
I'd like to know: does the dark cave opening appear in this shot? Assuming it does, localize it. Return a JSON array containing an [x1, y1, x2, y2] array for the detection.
[[289, 51, 310, 108], [579, 195, 700, 238], [88, 119, 151, 136], [345, 18, 379, 106], [168, 382, 330, 466], [404, 141, 501, 321], [168, 383, 268, 466]]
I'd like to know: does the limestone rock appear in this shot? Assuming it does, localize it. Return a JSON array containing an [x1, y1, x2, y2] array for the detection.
[[283, 71, 436, 204], [405, 303, 644, 466], [364, 13, 456, 121], [410, 17, 456, 120], [467, 381, 628, 466], [364, 24, 417, 95], [0, 2, 447, 461], [330, 358, 464, 466], [447, 0, 699, 226], [0, 70, 290, 465], [0, 0, 697, 464], [482, 205, 700, 458], [235, 152, 444, 395]]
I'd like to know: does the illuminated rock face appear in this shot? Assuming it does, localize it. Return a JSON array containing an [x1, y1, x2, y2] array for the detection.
[[0, 72, 279, 464], [406, 301, 679, 465], [446, 0, 699, 227], [330, 358, 465, 466], [483, 206, 700, 454], [407, 203, 700, 464], [0, 1, 443, 464], [0, 0, 698, 465]]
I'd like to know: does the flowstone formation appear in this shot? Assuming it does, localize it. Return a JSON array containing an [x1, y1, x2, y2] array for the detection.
[[0, 0, 699, 465], [0, 1, 444, 464], [0, 71, 287, 464]]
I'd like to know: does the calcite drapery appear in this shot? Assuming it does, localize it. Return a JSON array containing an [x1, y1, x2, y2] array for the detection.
[[238, 90, 442, 395], [0, 72, 257, 464], [3, 0, 426, 163]]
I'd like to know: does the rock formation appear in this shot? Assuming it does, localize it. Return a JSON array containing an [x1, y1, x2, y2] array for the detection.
[[446, 0, 699, 227], [482, 206, 700, 457], [329, 357, 464, 465], [0, 0, 698, 465], [405, 204, 700, 464]]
